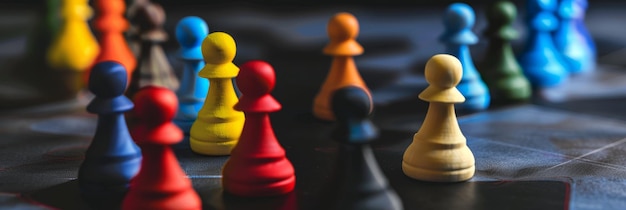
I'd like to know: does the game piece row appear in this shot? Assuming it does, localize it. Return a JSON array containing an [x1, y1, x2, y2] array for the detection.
[[38, 0, 595, 115], [81, 51, 473, 210]]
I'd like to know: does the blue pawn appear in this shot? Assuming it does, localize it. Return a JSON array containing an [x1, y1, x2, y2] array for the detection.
[[78, 61, 142, 208], [173, 16, 209, 134], [554, 0, 596, 73], [518, 0, 569, 87], [440, 3, 490, 112]]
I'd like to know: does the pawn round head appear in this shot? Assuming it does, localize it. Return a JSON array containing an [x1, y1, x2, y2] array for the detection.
[[424, 54, 463, 88], [488, 1, 517, 25], [96, 0, 125, 14], [89, 61, 128, 98], [327, 12, 360, 42], [444, 3, 475, 31], [176, 16, 209, 48], [132, 86, 178, 125], [331, 86, 372, 122], [127, 0, 149, 17], [527, 0, 558, 14], [201, 32, 237, 65], [133, 3, 165, 31], [63, 0, 93, 19], [237, 60, 276, 97], [558, 0, 587, 19], [130, 0, 150, 7]]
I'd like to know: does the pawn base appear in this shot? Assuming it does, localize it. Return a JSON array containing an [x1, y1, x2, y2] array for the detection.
[[189, 137, 236, 156], [313, 102, 335, 121], [122, 189, 202, 210], [79, 184, 128, 210], [402, 162, 475, 182], [223, 175, 296, 197]]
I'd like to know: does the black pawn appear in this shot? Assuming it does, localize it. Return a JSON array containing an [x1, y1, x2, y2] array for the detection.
[[126, 2, 179, 99], [325, 86, 403, 210], [79, 61, 142, 209]]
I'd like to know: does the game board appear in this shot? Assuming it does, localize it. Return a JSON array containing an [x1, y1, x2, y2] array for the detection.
[[1, 2, 626, 210]]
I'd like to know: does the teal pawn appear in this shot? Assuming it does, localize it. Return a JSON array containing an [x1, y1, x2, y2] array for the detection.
[[173, 16, 210, 134], [480, 1, 532, 104], [440, 3, 490, 112]]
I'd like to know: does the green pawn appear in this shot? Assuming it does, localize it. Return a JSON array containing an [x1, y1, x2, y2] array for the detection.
[[24, 0, 62, 68], [17, 0, 61, 82], [480, 1, 531, 104]]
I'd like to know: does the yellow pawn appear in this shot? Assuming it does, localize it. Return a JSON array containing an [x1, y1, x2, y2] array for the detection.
[[190, 32, 245, 156], [402, 54, 475, 182], [47, 0, 100, 73]]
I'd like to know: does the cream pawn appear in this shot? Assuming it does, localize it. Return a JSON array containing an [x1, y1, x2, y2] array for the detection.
[[402, 54, 475, 182], [189, 32, 245, 155]]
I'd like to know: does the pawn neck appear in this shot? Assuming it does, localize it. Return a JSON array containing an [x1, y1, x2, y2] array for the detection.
[[232, 113, 282, 156], [313, 56, 369, 121], [332, 119, 378, 144], [87, 113, 139, 158], [485, 38, 519, 75], [415, 102, 463, 143], [133, 144, 190, 191], [203, 78, 238, 112], [177, 59, 206, 103]]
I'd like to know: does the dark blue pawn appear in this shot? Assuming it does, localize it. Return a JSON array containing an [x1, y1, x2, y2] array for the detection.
[[518, 0, 569, 87], [325, 86, 403, 210], [440, 3, 490, 112], [554, 0, 596, 73], [173, 16, 209, 134], [79, 61, 142, 209]]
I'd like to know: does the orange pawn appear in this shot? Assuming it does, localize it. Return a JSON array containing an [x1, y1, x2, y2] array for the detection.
[[88, 0, 137, 85], [313, 12, 370, 121]]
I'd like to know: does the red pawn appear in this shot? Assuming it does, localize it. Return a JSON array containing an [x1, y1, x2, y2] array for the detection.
[[222, 60, 296, 196], [87, 0, 137, 85], [122, 86, 201, 210]]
